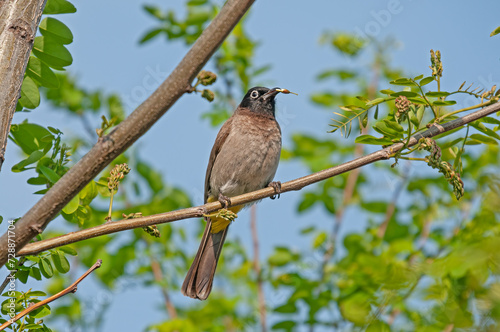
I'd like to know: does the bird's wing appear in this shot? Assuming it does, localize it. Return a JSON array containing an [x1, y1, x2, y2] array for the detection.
[[204, 115, 234, 203]]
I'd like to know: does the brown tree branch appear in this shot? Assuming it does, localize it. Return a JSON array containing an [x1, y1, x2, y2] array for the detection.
[[150, 259, 177, 319], [15, 101, 500, 257], [250, 205, 267, 332], [0, 259, 101, 331], [0, 0, 47, 171], [0, 0, 256, 267]]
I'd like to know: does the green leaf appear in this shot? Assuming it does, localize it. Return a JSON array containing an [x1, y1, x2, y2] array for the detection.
[[469, 133, 498, 145], [10, 123, 52, 154], [39, 165, 60, 184], [389, 78, 416, 86], [274, 302, 297, 313], [425, 91, 450, 98], [432, 100, 456, 106], [373, 121, 404, 139], [310, 92, 336, 107], [59, 246, 77, 256], [313, 232, 327, 249], [32, 36, 73, 69], [26, 290, 47, 297], [62, 194, 79, 214], [271, 320, 296, 330], [406, 97, 428, 105], [440, 138, 463, 150], [355, 134, 393, 145], [390, 91, 419, 97], [139, 28, 164, 44], [26, 56, 59, 88], [471, 121, 500, 140], [39, 17, 73, 44], [409, 108, 420, 127], [39, 257, 54, 278], [366, 97, 391, 107], [416, 105, 425, 123], [361, 201, 388, 213], [51, 251, 70, 273], [413, 74, 424, 81], [16, 269, 29, 284], [43, 0, 76, 14], [383, 119, 404, 133], [143, 5, 163, 19], [490, 26, 500, 37], [419, 76, 434, 86], [11, 150, 45, 172], [479, 116, 500, 125], [268, 247, 296, 267], [19, 76, 40, 109], [317, 69, 357, 81], [366, 321, 391, 332], [29, 267, 42, 281], [379, 89, 395, 95], [339, 292, 371, 325], [27, 176, 49, 185], [30, 305, 51, 318], [297, 192, 317, 212]]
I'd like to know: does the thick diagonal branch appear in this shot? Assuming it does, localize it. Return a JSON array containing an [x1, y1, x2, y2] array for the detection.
[[16, 101, 500, 257], [0, 0, 47, 171], [0, 0, 255, 267]]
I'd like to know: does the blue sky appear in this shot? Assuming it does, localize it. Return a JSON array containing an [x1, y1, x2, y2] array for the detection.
[[1, 0, 499, 330]]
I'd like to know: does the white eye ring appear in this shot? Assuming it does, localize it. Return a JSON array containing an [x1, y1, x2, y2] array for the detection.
[[250, 90, 259, 98]]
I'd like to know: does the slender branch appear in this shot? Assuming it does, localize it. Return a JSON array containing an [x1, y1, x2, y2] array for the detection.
[[0, 258, 26, 294], [0, 259, 101, 331], [15, 101, 500, 257], [376, 166, 409, 239], [150, 259, 177, 319], [438, 99, 496, 122], [0, 0, 256, 267], [319, 59, 379, 281], [250, 205, 267, 332], [0, 0, 47, 171]]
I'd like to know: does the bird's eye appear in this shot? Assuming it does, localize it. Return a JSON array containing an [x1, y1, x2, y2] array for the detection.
[[250, 90, 259, 98]]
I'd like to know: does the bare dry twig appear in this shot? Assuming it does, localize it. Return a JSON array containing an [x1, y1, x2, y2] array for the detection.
[[250, 205, 267, 332], [15, 101, 500, 257], [0, 259, 102, 331]]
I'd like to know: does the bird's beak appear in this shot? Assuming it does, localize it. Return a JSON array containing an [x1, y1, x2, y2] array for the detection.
[[262, 88, 281, 101]]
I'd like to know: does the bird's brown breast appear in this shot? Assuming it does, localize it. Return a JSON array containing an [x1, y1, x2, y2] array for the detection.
[[208, 109, 282, 199]]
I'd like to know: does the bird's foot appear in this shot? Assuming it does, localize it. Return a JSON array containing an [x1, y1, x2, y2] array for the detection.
[[203, 209, 238, 233], [268, 181, 282, 200], [218, 193, 232, 208]]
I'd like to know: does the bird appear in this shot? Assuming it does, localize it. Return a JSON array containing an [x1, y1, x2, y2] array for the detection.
[[182, 86, 291, 300]]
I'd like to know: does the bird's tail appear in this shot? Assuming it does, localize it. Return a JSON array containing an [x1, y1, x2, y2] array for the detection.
[[181, 220, 228, 300]]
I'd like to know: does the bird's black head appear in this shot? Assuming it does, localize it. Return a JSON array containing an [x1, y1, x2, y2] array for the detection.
[[239, 87, 280, 117]]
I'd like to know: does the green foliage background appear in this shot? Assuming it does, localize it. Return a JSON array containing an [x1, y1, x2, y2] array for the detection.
[[1, 0, 500, 331]]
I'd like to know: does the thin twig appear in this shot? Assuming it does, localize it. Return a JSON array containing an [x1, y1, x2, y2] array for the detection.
[[150, 259, 177, 319], [0, 0, 256, 267], [376, 165, 410, 239], [0, 259, 102, 331], [14, 101, 500, 257], [250, 205, 267, 332], [0, 258, 26, 294]]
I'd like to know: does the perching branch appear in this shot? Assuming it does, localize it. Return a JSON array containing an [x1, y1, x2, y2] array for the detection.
[[0, 0, 47, 171], [0, 0, 256, 267], [0, 259, 101, 331], [15, 101, 500, 257]]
